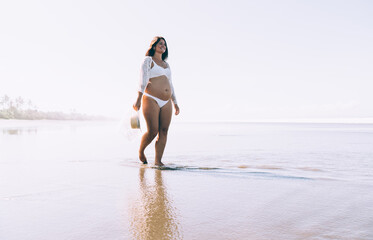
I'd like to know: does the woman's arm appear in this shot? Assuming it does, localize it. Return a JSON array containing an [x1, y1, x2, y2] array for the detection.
[[133, 57, 152, 110], [168, 63, 180, 115], [133, 92, 143, 111]]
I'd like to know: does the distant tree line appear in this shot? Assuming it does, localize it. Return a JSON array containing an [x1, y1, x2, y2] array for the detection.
[[0, 95, 108, 120]]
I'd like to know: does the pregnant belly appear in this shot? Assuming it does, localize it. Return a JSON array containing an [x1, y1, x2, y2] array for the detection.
[[145, 76, 171, 100]]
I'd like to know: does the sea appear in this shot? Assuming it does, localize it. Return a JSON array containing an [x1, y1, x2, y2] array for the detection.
[[1, 119, 373, 184], [1, 119, 373, 239]]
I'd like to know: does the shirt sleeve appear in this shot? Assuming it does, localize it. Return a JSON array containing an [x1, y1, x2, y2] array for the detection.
[[168, 64, 178, 105], [138, 57, 152, 93]]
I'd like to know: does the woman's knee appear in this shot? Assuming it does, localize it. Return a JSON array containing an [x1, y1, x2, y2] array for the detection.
[[159, 127, 169, 136], [147, 128, 159, 139]]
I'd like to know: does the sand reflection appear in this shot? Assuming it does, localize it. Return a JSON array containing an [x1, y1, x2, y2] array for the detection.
[[130, 168, 181, 240]]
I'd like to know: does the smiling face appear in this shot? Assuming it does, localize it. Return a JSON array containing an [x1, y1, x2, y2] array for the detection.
[[146, 36, 168, 60], [154, 39, 167, 54]]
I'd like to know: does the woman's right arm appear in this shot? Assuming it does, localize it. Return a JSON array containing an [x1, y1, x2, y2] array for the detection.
[[133, 92, 143, 111], [133, 57, 151, 110]]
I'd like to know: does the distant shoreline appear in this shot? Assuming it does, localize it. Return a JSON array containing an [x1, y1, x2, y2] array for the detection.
[[0, 112, 111, 121], [0, 95, 110, 121]]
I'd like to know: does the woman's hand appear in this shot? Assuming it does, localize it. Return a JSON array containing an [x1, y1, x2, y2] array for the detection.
[[174, 104, 180, 115], [133, 97, 142, 111], [133, 92, 143, 111]]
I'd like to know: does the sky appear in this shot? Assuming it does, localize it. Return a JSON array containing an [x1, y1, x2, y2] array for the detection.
[[1, 0, 372, 122]]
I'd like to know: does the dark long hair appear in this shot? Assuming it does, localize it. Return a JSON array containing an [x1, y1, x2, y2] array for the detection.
[[145, 36, 168, 61]]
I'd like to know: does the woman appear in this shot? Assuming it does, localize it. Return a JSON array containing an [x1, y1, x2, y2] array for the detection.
[[133, 36, 180, 166]]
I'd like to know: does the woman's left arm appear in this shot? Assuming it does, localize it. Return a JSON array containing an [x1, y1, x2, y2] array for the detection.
[[168, 63, 180, 115]]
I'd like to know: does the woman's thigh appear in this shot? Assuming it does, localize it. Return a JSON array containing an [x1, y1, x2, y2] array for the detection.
[[159, 100, 172, 131], [142, 95, 160, 132]]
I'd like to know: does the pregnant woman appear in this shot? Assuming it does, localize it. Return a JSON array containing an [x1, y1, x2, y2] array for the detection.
[[133, 36, 180, 166]]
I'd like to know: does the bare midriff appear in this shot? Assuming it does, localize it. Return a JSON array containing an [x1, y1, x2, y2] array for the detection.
[[145, 75, 171, 101]]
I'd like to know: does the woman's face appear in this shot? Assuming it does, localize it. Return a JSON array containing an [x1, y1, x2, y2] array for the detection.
[[154, 39, 167, 54]]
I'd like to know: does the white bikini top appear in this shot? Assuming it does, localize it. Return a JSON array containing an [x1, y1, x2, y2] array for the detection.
[[138, 56, 177, 104], [150, 59, 171, 79]]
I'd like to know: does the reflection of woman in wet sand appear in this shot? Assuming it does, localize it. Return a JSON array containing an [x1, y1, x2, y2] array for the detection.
[[133, 36, 180, 166], [130, 168, 181, 240]]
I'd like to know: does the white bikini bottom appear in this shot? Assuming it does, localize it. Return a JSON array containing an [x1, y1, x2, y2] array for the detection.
[[144, 92, 169, 108]]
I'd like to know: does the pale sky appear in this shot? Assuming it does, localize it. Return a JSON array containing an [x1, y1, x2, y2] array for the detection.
[[1, 0, 372, 121]]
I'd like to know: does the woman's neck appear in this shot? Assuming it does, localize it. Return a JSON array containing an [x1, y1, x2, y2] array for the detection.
[[153, 52, 163, 61]]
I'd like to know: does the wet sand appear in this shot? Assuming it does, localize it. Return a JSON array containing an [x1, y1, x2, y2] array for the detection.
[[1, 160, 372, 240], [1, 120, 373, 239]]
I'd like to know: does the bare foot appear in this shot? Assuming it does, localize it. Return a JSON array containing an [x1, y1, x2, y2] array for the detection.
[[139, 151, 148, 164], [155, 162, 164, 167]]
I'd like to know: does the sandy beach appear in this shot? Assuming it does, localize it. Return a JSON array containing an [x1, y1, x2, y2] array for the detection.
[[1, 120, 373, 239]]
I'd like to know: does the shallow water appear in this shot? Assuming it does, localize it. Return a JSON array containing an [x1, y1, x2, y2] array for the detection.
[[165, 122, 373, 183], [1, 120, 373, 184], [1, 120, 373, 239]]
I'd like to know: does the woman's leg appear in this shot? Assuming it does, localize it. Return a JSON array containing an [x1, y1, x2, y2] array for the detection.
[[139, 95, 160, 164], [155, 100, 172, 166]]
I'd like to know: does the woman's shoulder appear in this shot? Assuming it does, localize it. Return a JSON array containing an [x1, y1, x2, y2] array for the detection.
[[141, 56, 153, 66], [143, 56, 152, 61], [165, 61, 170, 68]]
